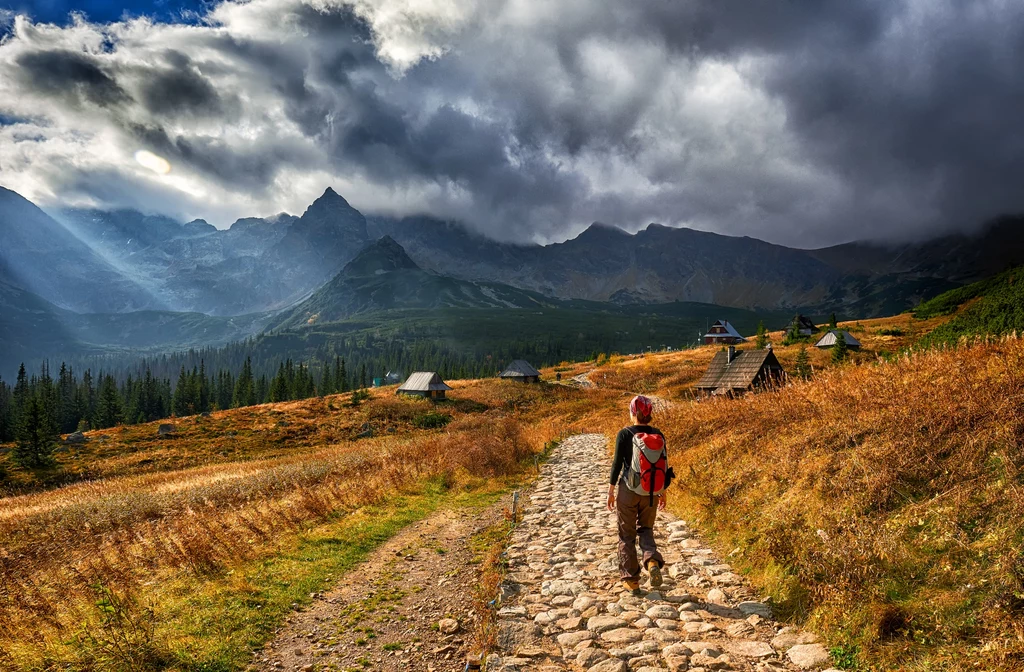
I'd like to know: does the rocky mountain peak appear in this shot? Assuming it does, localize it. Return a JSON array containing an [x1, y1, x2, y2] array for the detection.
[[342, 236, 420, 276]]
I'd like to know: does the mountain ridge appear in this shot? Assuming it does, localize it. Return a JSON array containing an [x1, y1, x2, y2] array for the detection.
[[4, 185, 1024, 322]]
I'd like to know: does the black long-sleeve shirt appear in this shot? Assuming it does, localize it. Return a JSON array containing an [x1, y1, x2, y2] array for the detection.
[[609, 425, 665, 485]]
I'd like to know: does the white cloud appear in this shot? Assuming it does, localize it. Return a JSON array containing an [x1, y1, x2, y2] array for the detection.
[[0, 0, 1023, 245]]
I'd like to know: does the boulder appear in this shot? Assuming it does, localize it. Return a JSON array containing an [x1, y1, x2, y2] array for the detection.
[[63, 431, 88, 444], [437, 618, 459, 634], [787, 643, 831, 669], [157, 423, 176, 437]]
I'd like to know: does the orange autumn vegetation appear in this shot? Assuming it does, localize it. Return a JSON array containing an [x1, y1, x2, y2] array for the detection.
[[0, 380, 599, 669], [3, 307, 1020, 671], [586, 329, 1024, 670]]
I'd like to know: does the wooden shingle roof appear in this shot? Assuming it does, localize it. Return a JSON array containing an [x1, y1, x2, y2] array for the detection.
[[695, 349, 784, 391]]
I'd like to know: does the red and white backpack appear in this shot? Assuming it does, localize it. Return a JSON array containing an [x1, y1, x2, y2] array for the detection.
[[625, 430, 669, 504]]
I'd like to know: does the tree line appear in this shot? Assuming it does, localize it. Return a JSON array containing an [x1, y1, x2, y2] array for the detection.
[[0, 356, 363, 469]]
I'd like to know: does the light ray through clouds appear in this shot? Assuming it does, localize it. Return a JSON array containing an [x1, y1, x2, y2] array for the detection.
[[0, 0, 1023, 246]]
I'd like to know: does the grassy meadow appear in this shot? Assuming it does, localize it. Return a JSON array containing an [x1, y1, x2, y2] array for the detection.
[[3, 300, 1022, 670], [584, 317, 1024, 670], [0, 381, 600, 670]]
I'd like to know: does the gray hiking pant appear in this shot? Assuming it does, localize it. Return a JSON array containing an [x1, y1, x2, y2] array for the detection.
[[616, 481, 664, 580]]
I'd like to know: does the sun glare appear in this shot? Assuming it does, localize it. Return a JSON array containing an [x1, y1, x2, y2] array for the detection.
[[134, 150, 171, 174]]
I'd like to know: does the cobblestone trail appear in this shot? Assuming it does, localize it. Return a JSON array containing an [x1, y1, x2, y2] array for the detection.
[[492, 434, 837, 672]]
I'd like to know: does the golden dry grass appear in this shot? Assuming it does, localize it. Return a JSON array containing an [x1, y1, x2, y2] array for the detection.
[[0, 381, 587, 669], [584, 332, 1024, 670]]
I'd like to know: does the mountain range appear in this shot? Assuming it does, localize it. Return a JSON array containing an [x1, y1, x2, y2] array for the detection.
[[2, 183, 1023, 372]]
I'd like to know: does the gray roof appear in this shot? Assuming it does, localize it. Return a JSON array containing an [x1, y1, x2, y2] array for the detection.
[[695, 349, 785, 391], [499, 360, 541, 378], [705, 320, 747, 341], [815, 329, 861, 348], [398, 371, 453, 392]]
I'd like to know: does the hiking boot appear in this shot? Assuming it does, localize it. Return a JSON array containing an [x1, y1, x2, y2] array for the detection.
[[647, 561, 663, 588], [623, 579, 641, 593]]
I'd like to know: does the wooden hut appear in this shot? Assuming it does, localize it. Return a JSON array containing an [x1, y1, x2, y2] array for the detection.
[[694, 346, 785, 396], [499, 360, 541, 383], [793, 314, 818, 336], [815, 330, 861, 350], [703, 320, 747, 345], [396, 372, 453, 399]]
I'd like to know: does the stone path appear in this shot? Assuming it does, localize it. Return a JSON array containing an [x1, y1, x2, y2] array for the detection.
[[491, 434, 837, 672]]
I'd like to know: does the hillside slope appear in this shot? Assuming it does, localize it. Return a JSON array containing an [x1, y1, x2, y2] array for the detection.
[[588, 335, 1024, 670]]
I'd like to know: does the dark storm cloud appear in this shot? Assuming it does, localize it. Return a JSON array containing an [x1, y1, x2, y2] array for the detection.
[[15, 49, 132, 108], [3, 0, 1024, 246], [138, 51, 227, 118]]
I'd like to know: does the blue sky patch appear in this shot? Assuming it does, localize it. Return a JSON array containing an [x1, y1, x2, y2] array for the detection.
[[4, 0, 212, 26]]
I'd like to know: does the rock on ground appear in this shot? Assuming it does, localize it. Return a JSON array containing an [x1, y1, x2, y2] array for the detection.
[[492, 433, 831, 672]]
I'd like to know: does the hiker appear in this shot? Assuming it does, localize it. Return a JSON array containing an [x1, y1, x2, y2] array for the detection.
[[606, 395, 671, 592]]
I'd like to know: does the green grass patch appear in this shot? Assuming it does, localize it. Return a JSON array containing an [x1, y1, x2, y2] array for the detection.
[[150, 477, 516, 671]]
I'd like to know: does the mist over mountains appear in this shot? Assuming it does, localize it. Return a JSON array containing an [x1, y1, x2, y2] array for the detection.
[[2, 182, 1024, 374]]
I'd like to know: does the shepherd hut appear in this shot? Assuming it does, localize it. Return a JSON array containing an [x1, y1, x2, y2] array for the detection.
[[793, 314, 818, 336], [396, 372, 453, 399], [815, 330, 861, 350], [703, 320, 747, 345], [499, 360, 541, 383], [694, 346, 785, 396]]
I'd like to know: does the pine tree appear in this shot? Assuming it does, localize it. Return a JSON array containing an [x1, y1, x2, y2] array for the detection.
[[172, 366, 188, 416], [320, 358, 333, 396], [359, 363, 367, 390], [831, 331, 849, 363], [0, 376, 13, 443], [96, 374, 122, 429], [755, 321, 768, 349], [270, 363, 289, 402], [338, 358, 348, 393], [233, 357, 256, 408], [829, 313, 838, 329], [795, 344, 812, 379], [14, 392, 56, 468]]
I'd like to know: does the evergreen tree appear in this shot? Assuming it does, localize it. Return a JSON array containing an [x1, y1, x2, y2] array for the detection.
[[359, 363, 367, 390], [831, 331, 849, 363], [829, 313, 838, 329], [96, 374, 122, 429], [172, 366, 188, 416], [269, 363, 289, 402], [337, 357, 348, 393], [755, 321, 768, 349], [255, 374, 269, 404], [795, 344, 812, 380], [13, 363, 29, 421], [233, 357, 255, 408], [0, 376, 13, 443], [320, 358, 333, 396], [14, 392, 56, 468], [198, 360, 210, 413]]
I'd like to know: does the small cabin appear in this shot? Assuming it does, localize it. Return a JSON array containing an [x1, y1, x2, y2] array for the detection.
[[793, 314, 818, 336], [694, 346, 785, 396], [384, 370, 404, 385], [499, 360, 541, 383], [815, 330, 861, 350], [397, 371, 453, 399], [703, 320, 747, 345]]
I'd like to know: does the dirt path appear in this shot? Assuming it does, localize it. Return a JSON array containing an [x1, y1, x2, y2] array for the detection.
[[491, 434, 838, 672], [248, 499, 508, 672]]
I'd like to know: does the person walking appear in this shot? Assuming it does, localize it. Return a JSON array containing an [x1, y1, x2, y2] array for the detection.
[[606, 395, 669, 593]]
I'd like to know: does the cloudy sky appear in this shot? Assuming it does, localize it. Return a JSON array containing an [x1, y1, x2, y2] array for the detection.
[[1, 0, 1023, 247]]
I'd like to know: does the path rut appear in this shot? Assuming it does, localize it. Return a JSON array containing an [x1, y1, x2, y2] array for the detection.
[[492, 434, 837, 672]]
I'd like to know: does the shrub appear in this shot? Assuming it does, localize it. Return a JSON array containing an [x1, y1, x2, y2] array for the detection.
[[413, 411, 452, 429]]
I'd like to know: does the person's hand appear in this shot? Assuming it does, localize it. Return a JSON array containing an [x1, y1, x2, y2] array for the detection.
[[606, 486, 616, 511], [658, 493, 667, 511]]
